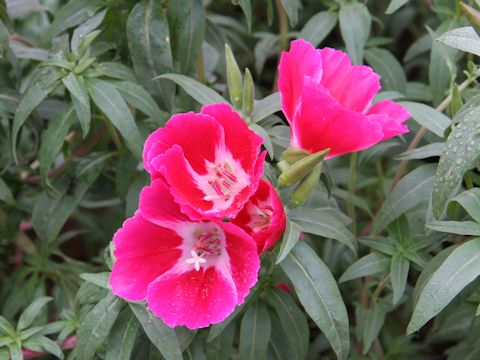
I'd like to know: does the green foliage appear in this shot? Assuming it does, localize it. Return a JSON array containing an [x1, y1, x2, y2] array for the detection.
[[3, 0, 480, 359]]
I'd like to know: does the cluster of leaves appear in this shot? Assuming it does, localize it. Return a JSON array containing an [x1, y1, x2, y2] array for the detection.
[[3, 0, 480, 359]]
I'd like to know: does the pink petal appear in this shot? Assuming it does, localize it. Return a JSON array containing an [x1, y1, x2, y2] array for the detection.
[[319, 47, 380, 113], [201, 103, 263, 171], [221, 222, 260, 303], [110, 213, 182, 301], [278, 39, 323, 123], [293, 77, 384, 158], [367, 100, 410, 140], [143, 112, 224, 177], [146, 267, 238, 329]]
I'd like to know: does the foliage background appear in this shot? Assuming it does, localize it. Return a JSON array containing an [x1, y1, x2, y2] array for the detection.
[[2, 0, 480, 359]]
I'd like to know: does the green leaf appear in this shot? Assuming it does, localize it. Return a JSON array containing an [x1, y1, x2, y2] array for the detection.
[[267, 314, 298, 360], [427, 221, 480, 236], [279, 0, 300, 27], [158, 73, 228, 105], [0, 316, 15, 337], [79, 272, 110, 289], [250, 124, 274, 159], [267, 289, 309, 359], [167, 0, 205, 74], [63, 73, 91, 137], [0, 177, 14, 204], [207, 297, 250, 341], [390, 254, 410, 305], [288, 208, 356, 253], [450, 188, 480, 223], [298, 11, 338, 47], [205, 322, 235, 360], [252, 92, 281, 123], [438, 26, 480, 56], [95, 62, 137, 82], [22, 336, 64, 359], [359, 237, 396, 255], [71, 8, 107, 53], [77, 293, 124, 360], [17, 297, 52, 331], [233, 0, 252, 32], [339, 2, 371, 65], [408, 238, 480, 334], [340, 253, 390, 282], [372, 164, 437, 233], [276, 220, 302, 264], [8, 342, 23, 360], [400, 101, 451, 137], [126, 0, 174, 110], [362, 300, 389, 354], [87, 78, 143, 158], [32, 153, 108, 242], [280, 241, 350, 360], [45, 0, 105, 40], [106, 309, 139, 360], [111, 80, 166, 123], [239, 301, 271, 360], [129, 303, 182, 360], [395, 142, 444, 160], [365, 48, 407, 93], [385, 0, 409, 14], [432, 95, 480, 218]]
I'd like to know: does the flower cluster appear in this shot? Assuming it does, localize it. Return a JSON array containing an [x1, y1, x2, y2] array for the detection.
[[109, 38, 409, 330]]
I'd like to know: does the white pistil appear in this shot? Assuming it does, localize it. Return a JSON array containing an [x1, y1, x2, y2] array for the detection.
[[185, 250, 206, 271]]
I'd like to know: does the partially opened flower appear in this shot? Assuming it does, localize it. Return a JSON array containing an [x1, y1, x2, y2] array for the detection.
[[278, 39, 410, 158], [232, 179, 286, 253], [110, 179, 259, 329], [143, 103, 265, 220]]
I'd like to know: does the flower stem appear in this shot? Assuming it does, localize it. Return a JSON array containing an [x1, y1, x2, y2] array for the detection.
[[348, 152, 358, 235]]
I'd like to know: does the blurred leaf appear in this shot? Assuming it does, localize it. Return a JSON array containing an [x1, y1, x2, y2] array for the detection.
[[362, 299, 390, 354], [386, 0, 409, 14], [280, 241, 350, 360], [129, 303, 183, 360], [207, 300, 247, 341], [254, 34, 277, 74], [167, 0, 205, 74], [63, 73, 91, 137], [95, 62, 137, 82], [372, 164, 436, 233], [451, 188, 480, 222], [106, 308, 139, 360], [267, 314, 298, 360], [404, 34, 432, 62], [427, 220, 480, 235], [390, 254, 410, 305], [279, 0, 300, 27], [252, 92, 281, 123], [276, 220, 302, 264], [340, 253, 390, 282], [87, 78, 143, 158], [158, 74, 228, 105], [77, 293, 124, 360], [205, 322, 235, 360], [339, 2, 371, 65], [79, 272, 110, 289], [365, 48, 407, 93], [408, 238, 480, 334], [17, 297, 52, 331], [0, 177, 14, 204], [432, 95, 480, 218], [22, 336, 64, 359], [250, 124, 274, 159], [239, 301, 271, 360], [400, 101, 451, 137], [395, 142, 444, 160], [233, 0, 252, 32], [126, 0, 174, 110], [298, 11, 337, 47], [438, 26, 480, 56]]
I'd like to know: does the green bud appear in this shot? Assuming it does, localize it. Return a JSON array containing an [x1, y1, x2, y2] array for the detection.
[[291, 163, 322, 207], [278, 148, 329, 189], [449, 84, 463, 117], [225, 44, 243, 109], [460, 2, 480, 36], [242, 68, 255, 119], [281, 148, 310, 165]]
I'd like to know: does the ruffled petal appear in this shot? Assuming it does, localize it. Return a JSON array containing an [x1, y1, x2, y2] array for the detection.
[[143, 112, 225, 177], [146, 266, 238, 329], [319, 47, 380, 113], [201, 103, 263, 171], [110, 213, 182, 301], [367, 100, 410, 140], [278, 39, 323, 123], [221, 222, 260, 303], [293, 77, 384, 157]]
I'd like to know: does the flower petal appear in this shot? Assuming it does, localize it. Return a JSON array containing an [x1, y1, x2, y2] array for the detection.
[[367, 100, 410, 140], [293, 77, 384, 157], [110, 213, 182, 301], [319, 47, 380, 113], [278, 39, 323, 123], [146, 267, 238, 329]]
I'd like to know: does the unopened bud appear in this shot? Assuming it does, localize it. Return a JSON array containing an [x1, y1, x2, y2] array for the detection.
[[242, 68, 255, 119], [278, 148, 329, 189], [281, 148, 310, 165], [449, 84, 463, 117], [291, 163, 322, 207], [225, 44, 243, 109]]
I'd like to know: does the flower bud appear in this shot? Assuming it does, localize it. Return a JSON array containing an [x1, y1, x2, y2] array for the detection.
[[281, 148, 310, 165], [242, 68, 255, 119], [291, 163, 322, 206], [278, 148, 329, 189], [225, 44, 243, 109]]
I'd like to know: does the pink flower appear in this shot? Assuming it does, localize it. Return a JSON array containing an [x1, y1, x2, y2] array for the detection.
[[110, 179, 259, 329], [232, 179, 286, 253], [143, 103, 265, 220], [278, 39, 410, 158]]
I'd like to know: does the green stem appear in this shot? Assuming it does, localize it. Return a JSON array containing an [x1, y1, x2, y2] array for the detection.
[[348, 152, 358, 235]]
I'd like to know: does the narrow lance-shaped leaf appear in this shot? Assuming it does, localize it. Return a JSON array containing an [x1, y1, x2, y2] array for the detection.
[[340, 253, 390, 283], [252, 92, 281, 123], [427, 221, 480, 236], [239, 301, 271, 360], [450, 188, 480, 223], [63, 73, 91, 137], [339, 2, 371, 65], [390, 254, 410, 305], [437, 26, 480, 56], [106, 308, 139, 360], [400, 101, 451, 138], [280, 241, 350, 360], [276, 220, 302, 264], [298, 11, 338, 47], [17, 297, 52, 331], [365, 48, 407, 93], [408, 238, 480, 334]]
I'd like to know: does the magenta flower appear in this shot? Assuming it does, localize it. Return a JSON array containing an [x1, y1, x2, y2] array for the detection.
[[143, 103, 265, 220], [232, 179, 286, 253], [278, 39, 410, 158], [110, 179, 259, 329]]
